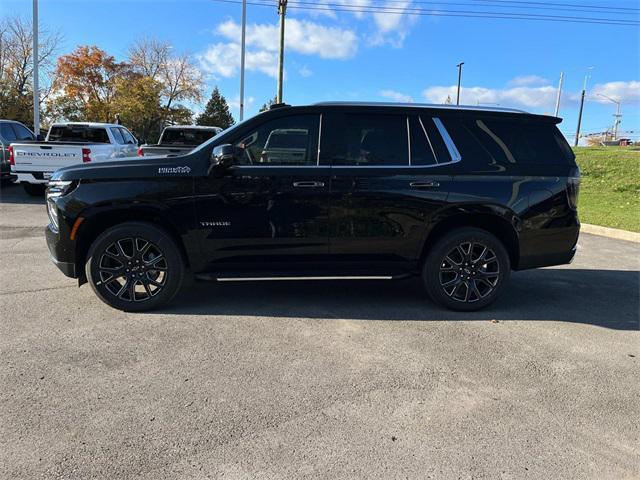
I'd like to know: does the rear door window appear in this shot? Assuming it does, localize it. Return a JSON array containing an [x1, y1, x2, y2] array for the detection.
[[110, 128, 125, 144], [48, 126, 110, 143], [327, 114, 409, 166], [409, 116, 451, 166]]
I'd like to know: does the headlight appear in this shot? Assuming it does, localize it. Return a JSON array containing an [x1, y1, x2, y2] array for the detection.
[[47, 197, 59, 230]]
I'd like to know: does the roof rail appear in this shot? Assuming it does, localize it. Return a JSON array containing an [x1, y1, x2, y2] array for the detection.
[[312, 101, 528, 114]]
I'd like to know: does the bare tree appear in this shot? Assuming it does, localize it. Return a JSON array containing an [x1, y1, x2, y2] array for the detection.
[[128, 38, 204, 124], [0, 16, 61, 124]]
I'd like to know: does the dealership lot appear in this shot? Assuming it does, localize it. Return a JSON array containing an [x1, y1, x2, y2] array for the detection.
[[0, 181, 638, 479]]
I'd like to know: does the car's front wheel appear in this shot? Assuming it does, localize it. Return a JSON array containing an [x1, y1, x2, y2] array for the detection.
[[423, 228, 511, 311], [85, 222, 185, 312]]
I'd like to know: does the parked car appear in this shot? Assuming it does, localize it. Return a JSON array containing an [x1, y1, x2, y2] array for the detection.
[[45, 102, 580, 312], [0, 120, 36, 181], [10, 122, 138, 195], [138, 125, 222, 157]]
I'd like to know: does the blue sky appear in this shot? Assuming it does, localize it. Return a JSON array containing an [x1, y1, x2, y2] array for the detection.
[[2, 0, 639, 141]]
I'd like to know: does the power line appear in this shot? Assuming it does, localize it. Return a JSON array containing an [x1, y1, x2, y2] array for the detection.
[[211, 0, 640, 25], [467, 0, 640, 12]]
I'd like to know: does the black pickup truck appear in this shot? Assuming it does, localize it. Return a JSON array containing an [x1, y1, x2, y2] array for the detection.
[[45, 102, 580, 312], [138, 125, 222, 157]]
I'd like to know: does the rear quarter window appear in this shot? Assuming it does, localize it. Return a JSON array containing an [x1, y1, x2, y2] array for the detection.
[[441, 117, 574, 167]]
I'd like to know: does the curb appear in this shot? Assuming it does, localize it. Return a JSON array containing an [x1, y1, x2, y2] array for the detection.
[[581, 223, 640, 243]]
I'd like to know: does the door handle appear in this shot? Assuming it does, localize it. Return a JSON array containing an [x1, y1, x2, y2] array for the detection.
[[293, 181, 325, 188], [410, 181, 440, 188]]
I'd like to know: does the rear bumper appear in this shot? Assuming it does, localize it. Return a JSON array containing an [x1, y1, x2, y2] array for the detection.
[[45, 224, 77, 278], [516, 223, 580, 270], [15, 172, 50, 184]]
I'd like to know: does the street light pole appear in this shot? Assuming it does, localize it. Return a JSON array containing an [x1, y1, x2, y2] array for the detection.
[[554, 71, 563, 117], [239, 0, 246, 121], [32, 0, 40, 136], [597, 93, 622, 141], [276, 0, 287, 104], [456, 62, 464, 106]]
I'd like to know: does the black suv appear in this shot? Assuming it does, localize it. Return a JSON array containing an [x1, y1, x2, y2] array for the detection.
[[46, 103, 580, 312]]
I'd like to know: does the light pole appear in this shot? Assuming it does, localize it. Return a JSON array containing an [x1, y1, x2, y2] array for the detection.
[[32, 0, 40, 136], [597, 93, 622, 141], [276, 0, 287, 104], [574, 67, 594, 147], [456, 62, 464, 106], [239, 0, 246, 121]]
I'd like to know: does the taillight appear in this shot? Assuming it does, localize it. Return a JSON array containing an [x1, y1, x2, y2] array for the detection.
[[567, 168, 580, 210], [137, 147, 144, 157], [8, 146, 15, 166], [82, 148, 91, 163]]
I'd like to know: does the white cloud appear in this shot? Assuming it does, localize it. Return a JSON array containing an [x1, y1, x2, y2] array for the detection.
[[590, 81, 640, 104], [299, 65, 313, 77], [423, 81, 559, 109], [379, 89, 413, 103], [508, 75, 549, 87], [228, 95, 256, 112], [216, 19, 358, 60], [369, 1, 418, 47], [198, 42, 279, 78]]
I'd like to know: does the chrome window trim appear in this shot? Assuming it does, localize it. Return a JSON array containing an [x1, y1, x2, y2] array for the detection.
[[433, 117, 462, 162], [316, 113, 322, 166], [406, 116, 411, 166], [418, 116, 439, 165]]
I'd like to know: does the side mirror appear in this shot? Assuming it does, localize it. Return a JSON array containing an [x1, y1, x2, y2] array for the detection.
[[210, 144, 235, 169]]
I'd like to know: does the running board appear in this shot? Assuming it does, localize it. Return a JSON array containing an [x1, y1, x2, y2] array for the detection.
[[194, 273, 410, 282]]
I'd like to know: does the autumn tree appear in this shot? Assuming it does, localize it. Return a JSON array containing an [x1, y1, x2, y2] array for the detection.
[[196, 87, 234, 129], [53, 45, 128, 122], [0, 16, 61, 127]]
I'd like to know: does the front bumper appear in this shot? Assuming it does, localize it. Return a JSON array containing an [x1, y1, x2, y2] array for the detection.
[[45, 224, 77, 278]]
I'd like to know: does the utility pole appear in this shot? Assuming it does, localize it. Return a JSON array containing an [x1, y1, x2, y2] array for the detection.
[[554, 71, 563, 117], [239, 0, 246, 121], [574, 71, 591, 147], [32, 0, 40, 136], [456, 62, 464, 106], [276, 0, 287, 104]]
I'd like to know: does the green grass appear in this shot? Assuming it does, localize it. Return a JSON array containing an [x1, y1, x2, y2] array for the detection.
[[573, 146, 640, 232]]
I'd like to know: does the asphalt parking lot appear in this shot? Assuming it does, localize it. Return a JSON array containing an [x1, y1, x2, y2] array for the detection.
[[0, 180, 638, 480]]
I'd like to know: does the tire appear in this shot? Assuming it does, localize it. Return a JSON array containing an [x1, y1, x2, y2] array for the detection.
[[23, 183, 46, 196], [423, 228, 511, 311], [85, 222, 185, 312]]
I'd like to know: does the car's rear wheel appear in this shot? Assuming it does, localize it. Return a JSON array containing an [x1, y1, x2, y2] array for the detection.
[[85, 222, 185, 312], [423, 228, 510, 311], [23, 183, 46, 196]]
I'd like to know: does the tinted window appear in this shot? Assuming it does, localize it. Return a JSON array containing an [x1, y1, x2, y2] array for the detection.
[[328, 114, 408, 166], [1, 123, 17, 142], [12, 123, 35, 141], [234, 115, 319, 166], [480, 120, 572, 164], [409, 116, 451, 166], [48, 126, 110, 143], [161, 128, 218, 146], [440, 118, 497, 167], [110, 127, 125, 144], [119, 128, 137, 145]]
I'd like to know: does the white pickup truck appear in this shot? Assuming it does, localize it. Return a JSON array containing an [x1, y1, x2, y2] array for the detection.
[[9, 122, 139, 195]]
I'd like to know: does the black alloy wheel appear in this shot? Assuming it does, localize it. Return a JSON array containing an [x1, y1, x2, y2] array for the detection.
[[423, 228, 510, 311], [86, 222, 185, 312]]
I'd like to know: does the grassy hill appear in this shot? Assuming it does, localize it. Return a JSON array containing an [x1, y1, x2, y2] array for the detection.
[[574, 147, 640, 232]]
